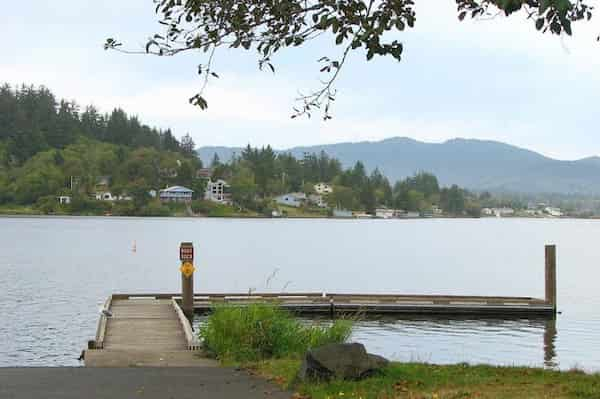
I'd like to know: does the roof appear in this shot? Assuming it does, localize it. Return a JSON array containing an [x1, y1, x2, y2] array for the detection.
[[160, 186, 194, 193]]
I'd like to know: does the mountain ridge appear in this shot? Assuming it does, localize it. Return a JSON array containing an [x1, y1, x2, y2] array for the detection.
[[197, 137, 600, 195]]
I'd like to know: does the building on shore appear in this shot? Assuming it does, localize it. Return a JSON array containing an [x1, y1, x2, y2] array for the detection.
[[95, 192, 115, 201], [482, 207, 515, 217], [159, 186, 194, 203], [314, 182, 333, 195], [375, 208, 398, 219], [275, 193, 307, 208], [57, 195, 71, 205], [204, 179, 231, 204], [196, 168, 213, 179], [544, 207, 563, 217]]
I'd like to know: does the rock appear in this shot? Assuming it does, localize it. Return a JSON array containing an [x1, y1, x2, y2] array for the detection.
[[298, 343, 389, 381]]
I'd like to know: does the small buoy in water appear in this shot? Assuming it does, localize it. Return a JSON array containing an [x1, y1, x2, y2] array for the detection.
[[132, 240, 137, 253]]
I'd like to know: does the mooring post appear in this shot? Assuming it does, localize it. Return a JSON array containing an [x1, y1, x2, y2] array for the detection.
[[545, 244, 557, 312], [179, 242, 195, 319]]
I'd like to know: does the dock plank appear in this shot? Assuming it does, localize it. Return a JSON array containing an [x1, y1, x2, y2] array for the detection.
[[85, 298, 209, 367]]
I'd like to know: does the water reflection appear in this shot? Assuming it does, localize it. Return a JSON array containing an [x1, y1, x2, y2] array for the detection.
[[194, 313, 560, 368], [544, 317, 557, 368], [297, 314, 560, 369]]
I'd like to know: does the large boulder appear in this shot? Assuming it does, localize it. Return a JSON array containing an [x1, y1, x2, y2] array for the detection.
[[298, 343, 389, 381]]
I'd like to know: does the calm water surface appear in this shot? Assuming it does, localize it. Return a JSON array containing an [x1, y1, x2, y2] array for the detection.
[[1, 217, 599, 370]]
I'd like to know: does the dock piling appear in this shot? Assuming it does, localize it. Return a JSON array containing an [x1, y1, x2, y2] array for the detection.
[[545, 244, 557, 311], [179, 242, 195, 318]]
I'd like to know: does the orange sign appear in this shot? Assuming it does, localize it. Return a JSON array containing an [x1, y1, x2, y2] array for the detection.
[[180, 261, 195, 278]]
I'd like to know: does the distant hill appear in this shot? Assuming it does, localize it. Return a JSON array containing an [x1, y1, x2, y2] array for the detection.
[[198, 137, 600, 195]]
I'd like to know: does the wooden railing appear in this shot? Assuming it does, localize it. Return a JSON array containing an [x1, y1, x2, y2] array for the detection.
[[171, 298, 201, 350]]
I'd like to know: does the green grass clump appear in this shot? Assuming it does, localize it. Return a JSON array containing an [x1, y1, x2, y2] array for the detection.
[[199, 304, 352, 362]]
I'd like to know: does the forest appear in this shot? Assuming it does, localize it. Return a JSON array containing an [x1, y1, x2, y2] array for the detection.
[[0, 83, 509, 217]]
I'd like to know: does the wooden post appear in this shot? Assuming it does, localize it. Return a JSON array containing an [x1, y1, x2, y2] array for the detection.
[[179, 242, 195, 319], [545, 244, 557, 311]]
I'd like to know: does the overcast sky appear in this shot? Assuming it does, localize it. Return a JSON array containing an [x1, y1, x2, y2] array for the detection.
[[2, 1, 599, 159]]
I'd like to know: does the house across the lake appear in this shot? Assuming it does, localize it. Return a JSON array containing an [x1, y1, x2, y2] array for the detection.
[[204, 179, 231, 204], [159, 186, 194, 203], [95, 192, 115, 201], [57, 195, 71, 205], [275, 193, 307, 208], [196, 168, 213, 179], [314, 182, 333, 195]]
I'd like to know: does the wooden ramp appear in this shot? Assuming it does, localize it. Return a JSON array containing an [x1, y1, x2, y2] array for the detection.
[[84, 296, 215, 367]]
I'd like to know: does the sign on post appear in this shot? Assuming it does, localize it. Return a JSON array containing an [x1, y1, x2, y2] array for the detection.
[[180, 242, 194, 262], [180, 261, 195, 278], [179, 242, 195, 318]]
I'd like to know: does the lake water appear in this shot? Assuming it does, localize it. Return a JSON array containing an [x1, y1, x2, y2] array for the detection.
[[1, 217, 599, 370]]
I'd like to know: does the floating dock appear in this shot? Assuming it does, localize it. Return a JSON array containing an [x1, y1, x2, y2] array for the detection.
[[104, 292, 555, 316], [84, 245, 558, 366]]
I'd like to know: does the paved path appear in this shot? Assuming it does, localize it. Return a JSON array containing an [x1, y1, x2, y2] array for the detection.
[[0, 368, 292, 399]]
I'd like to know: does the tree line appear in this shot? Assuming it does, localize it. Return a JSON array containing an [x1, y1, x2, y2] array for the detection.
[[0, 84, 196, 164], [208, 145, 501, 216], [0, 84, 201, 215]]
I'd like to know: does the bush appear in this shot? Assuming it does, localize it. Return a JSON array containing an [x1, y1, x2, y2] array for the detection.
[[138, 201, 172, 216], [191, 200, 217, 214], [200, 304, 352, 362], [35, 195, 59, 214], [69, 196, 110, 215], [191, 200, 236, 217]]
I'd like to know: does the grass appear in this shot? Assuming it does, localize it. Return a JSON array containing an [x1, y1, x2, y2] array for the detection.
[[248, 359, 600, 399], [0, 204, 42, 215], [278, 205, 329, 218], [198, 304, 600, 398], [199, 304, 352, 363]]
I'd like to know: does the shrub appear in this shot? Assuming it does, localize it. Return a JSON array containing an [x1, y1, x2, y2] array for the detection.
[[200, 304, 352, 362], [138, 201, 172, 216]]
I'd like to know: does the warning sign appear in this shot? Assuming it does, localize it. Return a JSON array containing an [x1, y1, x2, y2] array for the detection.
[[180, 261, 195, 278]]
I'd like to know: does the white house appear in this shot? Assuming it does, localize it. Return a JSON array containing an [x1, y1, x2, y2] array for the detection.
[[494, 207, 515, 217], [57, 195, 71, 205], [375, 208, 398, 219], [275, 193, 307, 208], [482, 207, 515, 217], [314, 183, 333, 195], [544, 207, 563, 217], [159, 186, 194, 203], [204, 179, 231, 203], [95, 192, 115, 201]]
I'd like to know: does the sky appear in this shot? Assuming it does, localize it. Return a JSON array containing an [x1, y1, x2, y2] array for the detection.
[[2, 1, 599, 160]]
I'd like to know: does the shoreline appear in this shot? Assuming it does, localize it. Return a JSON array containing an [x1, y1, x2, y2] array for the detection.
[[0, 212, 593, 220]]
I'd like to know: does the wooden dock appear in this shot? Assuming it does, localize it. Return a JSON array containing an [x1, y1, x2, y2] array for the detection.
[[84, 296, 212, 367], [105, 292, 555, 316], [84, 244, 558, 366]]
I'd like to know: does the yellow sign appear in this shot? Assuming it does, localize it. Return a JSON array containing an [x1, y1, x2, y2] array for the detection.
[[180, 261, 195, 278]]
